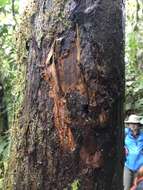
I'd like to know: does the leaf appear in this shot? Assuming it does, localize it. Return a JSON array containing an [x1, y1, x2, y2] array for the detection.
[[0, 178, 4, 189], [0, 27, 8, 37], [71, 180, 80, 190], [125, 102, 133, 111], [0, 0, 10, 7]]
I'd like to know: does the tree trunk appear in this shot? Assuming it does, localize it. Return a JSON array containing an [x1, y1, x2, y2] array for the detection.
[[0, 82, 8, 133], [11, 0, 124, 189]]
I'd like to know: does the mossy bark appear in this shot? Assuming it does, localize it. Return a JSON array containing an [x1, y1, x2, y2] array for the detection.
[[10, 0, 124, 190]]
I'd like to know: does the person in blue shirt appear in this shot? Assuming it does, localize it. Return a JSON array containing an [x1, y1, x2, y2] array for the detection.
[[124, 114, 143, 190]]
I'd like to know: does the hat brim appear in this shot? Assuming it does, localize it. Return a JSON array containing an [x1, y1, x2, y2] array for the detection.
[[125, 120, 140, 124]]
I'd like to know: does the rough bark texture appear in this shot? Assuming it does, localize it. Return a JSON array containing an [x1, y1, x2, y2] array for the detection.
[[12, 0, 124, 190]]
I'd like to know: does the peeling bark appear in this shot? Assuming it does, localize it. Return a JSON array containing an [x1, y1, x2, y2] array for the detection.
[[11, 0, 124, 190]]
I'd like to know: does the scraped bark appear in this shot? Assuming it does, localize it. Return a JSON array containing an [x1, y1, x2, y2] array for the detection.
[[11, 0, 124, 189]]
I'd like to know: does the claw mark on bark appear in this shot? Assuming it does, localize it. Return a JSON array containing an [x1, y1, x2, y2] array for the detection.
[[84, 0, 101, 14], [42, 26, 92, 152], [76, 24, 89, 105], [44, 39, 76, 152]]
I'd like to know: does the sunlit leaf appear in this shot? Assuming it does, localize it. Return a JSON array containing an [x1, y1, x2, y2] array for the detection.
[[0, 0, 10, 7]]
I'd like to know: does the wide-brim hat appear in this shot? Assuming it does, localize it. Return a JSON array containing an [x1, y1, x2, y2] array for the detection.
[[140, 118, 143, 125], [125, 114, 141, 124]]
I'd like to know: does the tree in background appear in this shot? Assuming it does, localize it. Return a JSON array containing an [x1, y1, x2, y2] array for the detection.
[[0, 0, 23, 188], [0, 0, 23, 123], [0, 81, 8, 133], [125, 0, 143, 115]]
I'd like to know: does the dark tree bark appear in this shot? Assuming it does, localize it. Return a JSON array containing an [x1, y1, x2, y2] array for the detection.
[[0, 82, 8, 133], [11, 0, 124, 190]]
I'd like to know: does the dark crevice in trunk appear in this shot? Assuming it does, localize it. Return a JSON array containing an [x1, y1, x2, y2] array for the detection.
[[0, 82, 8, 134]]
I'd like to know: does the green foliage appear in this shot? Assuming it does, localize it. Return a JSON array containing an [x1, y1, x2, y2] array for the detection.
[[0, 1, 24, 122], [71, 180, 80, 190], [63, 179, 80, 190], [0, 133, 9, 189], [0, 1, 24, 188], [125, 0, 143, 115], [0, 0, 10, 7]]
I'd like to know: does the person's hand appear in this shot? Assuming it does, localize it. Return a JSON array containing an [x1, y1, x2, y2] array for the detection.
[[125, 147, 128, 155], [134, 177, 138, 186]]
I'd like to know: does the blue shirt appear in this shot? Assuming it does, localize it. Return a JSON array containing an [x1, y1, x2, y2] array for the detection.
[[125, 127, 143, 172]]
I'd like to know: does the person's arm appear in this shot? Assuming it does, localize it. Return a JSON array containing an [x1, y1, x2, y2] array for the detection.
[[125, 127, 129, 136], [124, 128, 129, 159]]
